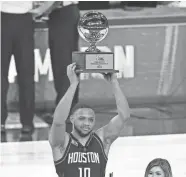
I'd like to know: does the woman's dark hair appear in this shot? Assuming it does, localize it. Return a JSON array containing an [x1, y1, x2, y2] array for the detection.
[[144, 158, 173, 177]]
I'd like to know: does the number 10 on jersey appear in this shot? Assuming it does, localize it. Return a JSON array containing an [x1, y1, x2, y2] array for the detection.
[[79, 167, 91, 177]]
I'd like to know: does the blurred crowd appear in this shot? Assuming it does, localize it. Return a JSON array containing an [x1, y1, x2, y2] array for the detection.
[[76, 1, 186, 9], [34, 1, 186, 11]]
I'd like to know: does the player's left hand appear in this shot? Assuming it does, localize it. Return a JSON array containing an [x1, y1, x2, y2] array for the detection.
[[102, 73, 117, 83]]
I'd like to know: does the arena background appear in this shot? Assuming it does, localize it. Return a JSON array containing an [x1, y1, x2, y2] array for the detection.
[[6, 7, 186, 135], [1, 5, 186, 177]]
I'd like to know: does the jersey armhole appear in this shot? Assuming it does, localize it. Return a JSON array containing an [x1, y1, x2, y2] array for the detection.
[[93, 133, 108, 161], [54, 133, 72, 165]]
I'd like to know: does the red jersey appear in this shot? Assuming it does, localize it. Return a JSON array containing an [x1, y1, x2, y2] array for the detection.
[[54, 132, 108, 177]]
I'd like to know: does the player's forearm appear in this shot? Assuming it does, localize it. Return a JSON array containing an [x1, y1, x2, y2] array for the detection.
[[111, 80, 130, 120], [53, 82, 79, 125], [49, 82, 78, 147]]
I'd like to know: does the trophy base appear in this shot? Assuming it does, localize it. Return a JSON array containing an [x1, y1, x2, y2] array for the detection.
[[75, 69, 119, 73], [72, 51, 119, 73]]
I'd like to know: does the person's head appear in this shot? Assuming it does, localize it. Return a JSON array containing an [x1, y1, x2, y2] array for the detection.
[[70, 103, 96, 137], [145, 158, 173, 177]]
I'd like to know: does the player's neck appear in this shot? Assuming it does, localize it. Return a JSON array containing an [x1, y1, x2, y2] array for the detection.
[[71, 131, 91, 146]]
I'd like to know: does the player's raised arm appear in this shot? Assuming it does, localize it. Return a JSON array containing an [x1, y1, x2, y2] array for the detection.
[[97, 73, 130, 143], [48, 63, 79, 148]]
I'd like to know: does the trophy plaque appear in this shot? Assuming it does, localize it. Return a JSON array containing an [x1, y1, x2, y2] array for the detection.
[[72, 11, 119, 73]]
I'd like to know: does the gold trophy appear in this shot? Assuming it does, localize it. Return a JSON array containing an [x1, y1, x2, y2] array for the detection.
[[72, 11, 119, 73]]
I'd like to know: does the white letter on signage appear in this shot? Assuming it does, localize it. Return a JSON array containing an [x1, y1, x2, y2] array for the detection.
[[34, 49, 53, 82], [114, 45, 134, 78], [8, 55, 17, 83]]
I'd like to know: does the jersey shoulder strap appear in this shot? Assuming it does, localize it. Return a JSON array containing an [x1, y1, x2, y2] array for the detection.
[[93, 132, 108, 161]]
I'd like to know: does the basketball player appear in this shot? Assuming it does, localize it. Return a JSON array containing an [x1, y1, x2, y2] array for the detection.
[[49, 63, 131, 177]]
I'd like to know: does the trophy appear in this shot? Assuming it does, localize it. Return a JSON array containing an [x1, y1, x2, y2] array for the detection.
[[72, 11, 119, 73]]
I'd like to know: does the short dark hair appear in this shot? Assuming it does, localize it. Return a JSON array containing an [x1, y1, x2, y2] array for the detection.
[[144, 158, 173, 177], [70, 103, 94, 116]]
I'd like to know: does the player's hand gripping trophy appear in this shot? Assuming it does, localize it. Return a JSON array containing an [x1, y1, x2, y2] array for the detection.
[[72, 11, 119, 74]]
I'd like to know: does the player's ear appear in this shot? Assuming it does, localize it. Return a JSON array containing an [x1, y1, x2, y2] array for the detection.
[[70, 115, 74, 123]]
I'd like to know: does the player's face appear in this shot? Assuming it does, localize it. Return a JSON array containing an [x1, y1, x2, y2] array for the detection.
[[73, 108, 95, 137], [148, 166, 165, 177]]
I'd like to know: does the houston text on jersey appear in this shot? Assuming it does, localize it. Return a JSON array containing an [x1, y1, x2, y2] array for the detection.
[[68, 152, 100, 164]]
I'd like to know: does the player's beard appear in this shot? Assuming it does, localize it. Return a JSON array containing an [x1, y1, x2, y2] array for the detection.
[[74, 125, 92, 137]]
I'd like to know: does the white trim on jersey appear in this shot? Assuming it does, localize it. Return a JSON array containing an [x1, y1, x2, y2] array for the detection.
[[93, 134, 108, 161]]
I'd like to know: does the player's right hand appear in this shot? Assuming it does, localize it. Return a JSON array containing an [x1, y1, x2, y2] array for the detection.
[[67, 63, 79, 85]]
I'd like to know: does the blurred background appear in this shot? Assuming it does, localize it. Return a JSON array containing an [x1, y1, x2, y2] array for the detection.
[[1, 2, 186, 177], [1, 1, 186, 142]]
